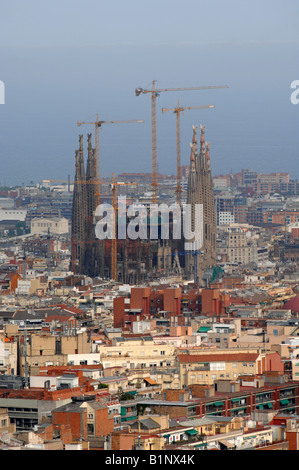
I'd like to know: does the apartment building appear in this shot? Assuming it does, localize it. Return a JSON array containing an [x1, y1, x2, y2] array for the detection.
[[0, 385, 94, 431], [19, 330, 91, 375], [96, 335, 176, 371], [52, 395, 113, 441], [0, 407, 16, 435], [217, 226, 269, 265], [177, 349, 284, 388], [137, 380, 299, 420], [0, 326, 18, 375]]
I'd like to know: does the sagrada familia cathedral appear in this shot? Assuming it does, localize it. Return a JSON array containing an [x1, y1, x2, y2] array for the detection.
[[184, 125, 217, 281], [71, 125, 216, 285]]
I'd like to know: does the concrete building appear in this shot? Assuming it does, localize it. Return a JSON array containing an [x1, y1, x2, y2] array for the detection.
[[97, 336, 177, 371], [218, 211, 235, 225], [137, 379, 298, 421], [30, 217, 69, 235], [15, 277, 45, 295], [177, 349, 284, 388], [19, 330, 91, 375], [0, 408, 16, 435], [0, 334, 18, 376], [0, 384, 95, 431], [0, 209, 27, 222]]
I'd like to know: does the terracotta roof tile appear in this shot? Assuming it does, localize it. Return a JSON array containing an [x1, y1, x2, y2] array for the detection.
[[177, 353, 259, 363]]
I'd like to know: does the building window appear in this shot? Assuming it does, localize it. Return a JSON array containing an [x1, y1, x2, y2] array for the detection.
[[87, 423, 94, 434]]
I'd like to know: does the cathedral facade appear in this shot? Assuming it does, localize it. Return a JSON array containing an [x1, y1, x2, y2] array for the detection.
[[71, 125, 216, 284]]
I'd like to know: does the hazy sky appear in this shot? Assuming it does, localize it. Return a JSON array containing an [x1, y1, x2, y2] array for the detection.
[[0, 0, 298, 185]]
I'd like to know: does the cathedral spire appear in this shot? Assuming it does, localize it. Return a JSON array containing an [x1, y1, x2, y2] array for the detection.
[[71, 135, 87, 274], [78, 134, 85, 178], [185, 125, 216, 284], [189, 125, 197, 172], [206, 142, 211, 169], [200, 125, 205, 149], [86, 133, 96, 180], [86, 133, 97, 216], [199, 125, 207, 169], [192, 125, 198, 153]]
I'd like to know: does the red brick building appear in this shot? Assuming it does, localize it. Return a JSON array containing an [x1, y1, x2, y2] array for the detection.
[[201, 288, 230, 316], [52, 395, 113, 441], [113, 285, 230, 328], [270, 415, 299, 450]]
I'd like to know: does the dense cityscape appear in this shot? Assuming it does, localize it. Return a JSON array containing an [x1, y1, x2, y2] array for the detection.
[[1, 147, 299, 451], [1, 0, 298, 458]]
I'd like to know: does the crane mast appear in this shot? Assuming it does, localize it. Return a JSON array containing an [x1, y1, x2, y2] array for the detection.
[[135, 81, 228, 204], [77, 116, 144, 207], [151, 82, 158, 203], [162, 102, 215, 205]]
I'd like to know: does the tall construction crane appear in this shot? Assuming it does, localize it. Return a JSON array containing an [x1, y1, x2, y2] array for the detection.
[[162, 101, 215, 205], [77, 114, 144, 206], [135, 80, 228, 203]]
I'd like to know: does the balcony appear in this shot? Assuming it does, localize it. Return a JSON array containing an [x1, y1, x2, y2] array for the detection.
[[255, 394, 272, 404], [280, 390, 295, 398]]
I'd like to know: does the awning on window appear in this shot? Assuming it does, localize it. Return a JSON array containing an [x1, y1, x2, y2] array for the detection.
[[144, 378, 158, 385], [280, 399, 289, 405], [218, 439, 235, 448], [198, 326, 211, 332], [185, 429, 199, 435], [122, 416, 136, 421], [214, 401, 224, 407]]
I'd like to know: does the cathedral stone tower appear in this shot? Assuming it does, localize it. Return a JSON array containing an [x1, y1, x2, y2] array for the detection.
[[70, 133, 106, 278], [185, 125, 216, 283], [83, 133, 97, 276], [71, 135, 87, 274]]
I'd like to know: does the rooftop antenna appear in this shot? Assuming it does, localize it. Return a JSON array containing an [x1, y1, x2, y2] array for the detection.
[[23, 248, 26, 280], [24, 310, 29, 389]]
